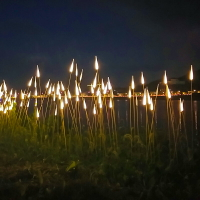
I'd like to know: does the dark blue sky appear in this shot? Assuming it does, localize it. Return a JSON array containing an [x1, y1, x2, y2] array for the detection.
[[0, 0, 200, 89]]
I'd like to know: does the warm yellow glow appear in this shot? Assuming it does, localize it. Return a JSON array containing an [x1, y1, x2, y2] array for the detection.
[[61, 81, 65, 91], [58, 92, 61, 100], [48, 85, 52, 95], [35, 88, 37, 96], [95, 56, 99, 70], [60, 100, 64, 109], [163, 70, 167, 84], [143, 89, 146, 105], [27, 100, 30, 108], [28, 91, 31, 98], [46, 79, 50, 88], [75, 81, 79, 96], [80, 69, 83, 82], [109, 98, 112, 108], [99, 102, 102, 109], [0, 105, 3, 111], [79, 86, 82, 94], [107, 77, 112, 90], [93, 73, 97, 88], [83, 99, 87, 110], [56, 82, 60, 95], [93, 105, 96, 115], [52, 85, 55, 93], [75, 64, 78, 77], [28, 77, 33, 87], [96, 87, 100, 96], [147, 89, 151, 104], [180, 98, 183, 112], [101, 79, 105, 90], [189, 65, 193, 80], [131, 76, 135, 90], [103, 84, 107, 95], [150, 99, 153, 111], [69, 59, 74, 73], [67, 90, 71, 99], [64, 92, 68, 104], [55, 106, 57, 116], [20, 101, 23, 107], [4, 106, 7, 114], [53, 93, 56, 101], [35, 98, 37, 106], [91, 84, 94, 94], [36, 65, 40, 78], [3, 81, 7, 92], [9, 89, 13, 96], [141, 72, 145, 85], [98, 94, 102, 104], [76, 96, 79, 102], [136, 95, 138, 106], [167, 85, 171, 99], [34, 77, 37, 88], [21, 90, 24, 100], [128, 88, 131, 98], [14, 90, 17, 99], [36, 108, 39, 118]]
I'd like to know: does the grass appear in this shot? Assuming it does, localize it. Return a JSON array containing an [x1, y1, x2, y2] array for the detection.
[[0, 60, 200, 199]]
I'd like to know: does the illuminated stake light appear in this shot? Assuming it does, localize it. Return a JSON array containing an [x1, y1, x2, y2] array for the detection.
[[150, 98, 153, 111], [3, 81, 7, 92], [96, 87, 100, 96], [163, 70, 167, 84], [78, 86, 82, 94], [189, 65, 193, 80], [167, 85, 171, 99], [131, 76, 135, 90], [60, 100, 64, 109], [75, 64, 78, 77], [136, 95, 138, 106], [58, 92, 61, 100], [180, 99, 184, 112], [93, 105, 97, 115], [83, 99, 87, 110], [21, 90, 24, 100], [64, 92, 68, 104], [128, 88, 131, 98], [56, 82, 60, 95], [98, 94, 102, 104], [27, 100, 30, 108], [35, 98, 37, 106], [53, 93, 56, 101], [35, 88, 37, 96], [99, 102, 102, 109], [110, 90, 114, 98], [101, 79, 105, 90], [67, 90, 71, 99], [147, 89, 151, 104], [69, 59, 74, 73], [34, 77, 37, 88], [76, 96, 79, 102], [20, 101, 23, 107], [93, 73, 97, 88], [9, 89, 13, 96], [91, 85, 94, 94], [36, 108, 39, 118], [60, 81, 65, 91], [4, 106, 8, 114], [109, 98, 113, 108], [80, 69, 83, 82], [143, 89, 146, 105], [141, 72, 145, 85], [55, 106, 57, 116], [103, 84, 107, 95], [48, 85, 52, 95], [27, 91, 31, 98], [52, 85, 55, 93], [9, 102, 13, 110], [95, 56, 99, 70], [75, 81, 79, 96], [36, 65, 40, 78], [46, 79, 50, 88], [107, 77, 112, 90]]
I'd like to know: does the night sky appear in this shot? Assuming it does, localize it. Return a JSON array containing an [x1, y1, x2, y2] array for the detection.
[[0, 0, 200, 90]]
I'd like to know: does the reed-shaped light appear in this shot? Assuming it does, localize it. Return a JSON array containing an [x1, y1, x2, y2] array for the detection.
[[163, 70, 167, 84], [95, 56, 99, 70], [141, 72, 145, 85], [143, 88, 146, 105], [28, 77, 33, 87], [83, 99, 87, 110], [180, 98, 183, 112], [36, 65, 40, 78], [69, 59, 74, 73], [36, 107, 39, 118], [131, 76, 135, 90], [46, 79, 50, 89], [93, 105, 97, 115], [189, 65, 193, 80]]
